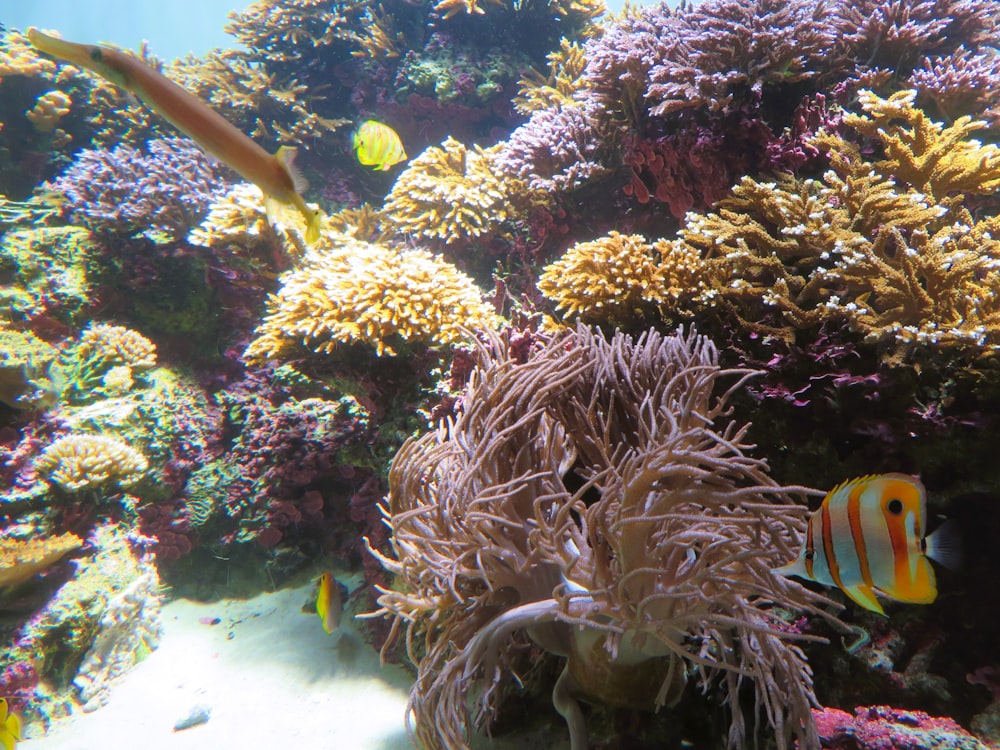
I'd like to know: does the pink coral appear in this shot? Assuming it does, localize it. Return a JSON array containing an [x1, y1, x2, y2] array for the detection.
[[813, 705, 987, 749]]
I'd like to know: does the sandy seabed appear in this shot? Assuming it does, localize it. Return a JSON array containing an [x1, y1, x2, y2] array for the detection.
[[21, 580, 568, 750]]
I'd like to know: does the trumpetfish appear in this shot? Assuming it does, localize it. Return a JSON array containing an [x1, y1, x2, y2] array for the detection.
[[27, 27, 323, 244]]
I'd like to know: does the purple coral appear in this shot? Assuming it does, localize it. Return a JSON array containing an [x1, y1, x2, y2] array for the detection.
[[644, 0, 840, 116], [909, 46, 1000, 125], [47, 137, 231, 240], [495, 104, 609, 192]]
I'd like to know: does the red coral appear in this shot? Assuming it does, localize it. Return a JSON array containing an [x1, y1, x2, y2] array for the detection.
[[813, 705, 982, 749]]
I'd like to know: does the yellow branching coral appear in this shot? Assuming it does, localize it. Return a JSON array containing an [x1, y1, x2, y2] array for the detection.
[[539, 231, 707, 322], [434, 0, 504, 19], [0, 533, 83, 588], [830, 89, 1000, 201], [383, 138, 531, 244], [666, 92, 1000, 354], [246, 234, 497, 359], [324, 203, 389, 244], [514, 38, 588, 115], [188, 182, 309, 260], [35, 434, 149, 492], [77, 324, 157, 372], [0, 30, 57, 80], [353, 4, 404, 60]]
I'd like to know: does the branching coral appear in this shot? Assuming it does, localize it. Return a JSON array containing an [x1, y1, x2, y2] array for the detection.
[[369, 326, 842, 750], [56, 323, 158, 404], [47, 138, 231, 240], [672, 89, 1000, 353], [513, 38, 588, 115], [496, 103, 611, 193], [383, 137, 537, 244], [833, 88, 1000, 200], [909, 47, 1000, 127], [0, 533, 83, 589], [245, 233, 497, 359], [538, 231, 707, 322], [34, 434, 149, 492]]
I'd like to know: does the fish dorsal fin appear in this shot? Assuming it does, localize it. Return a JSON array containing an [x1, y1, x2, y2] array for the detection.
[[276, 146, 308, 193], [925, 519, 962, 570]]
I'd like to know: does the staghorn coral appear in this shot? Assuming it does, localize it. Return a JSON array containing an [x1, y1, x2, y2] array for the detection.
[[538, 231, 707, 322], [909, 47, 1000, 127], [73, 562, 163, 711], [0, 533, 83, 589], [663, 89, 1000, 354], [383, 137, 537, 244], [496, 102, 611, 193], [47, 137, 231, 241], [369, 326, 843, 750], [34, 434, 149, 492], [833, 88, 1000, 200], [187, 181, 310, 261], [434, 0, 504, 19], [644, 0, 839, 117], [246, 233, 497, 359], [513, 38, 589, 115], [832, 0, 998, 78]]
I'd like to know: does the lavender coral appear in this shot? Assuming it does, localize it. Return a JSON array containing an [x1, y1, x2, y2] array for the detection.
[[47, 137, 230, 240], [369, 326, 843, 750]]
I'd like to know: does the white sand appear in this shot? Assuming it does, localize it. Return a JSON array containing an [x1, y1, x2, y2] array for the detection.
[[24, 582, 415, 749], [22, 581, 568, 750]]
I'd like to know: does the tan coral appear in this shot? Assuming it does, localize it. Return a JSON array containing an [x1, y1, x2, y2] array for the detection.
[[383, 138, 532, 244], [35, 434, 149, 492], [78, 324, 157, 372], [823, 89, 1000, 201], [434, 0, 504, 19], [0, 30, 58, 80], [26, 89, 72, 132], [538, 231, 707, 322], [0, 532, 83, 588], [246, 233, 497, 359], [514, 39, 588, 115]]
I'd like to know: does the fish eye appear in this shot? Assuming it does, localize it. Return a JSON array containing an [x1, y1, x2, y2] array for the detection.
[[90, 48, 103, 62], [887, 498, 904, 515], [804, 551, 814, 560]]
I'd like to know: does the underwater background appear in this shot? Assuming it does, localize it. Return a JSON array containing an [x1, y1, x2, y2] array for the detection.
[[2, 0, 1000, 748]]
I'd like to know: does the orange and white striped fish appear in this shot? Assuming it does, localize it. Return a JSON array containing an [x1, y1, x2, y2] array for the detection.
[[775, 474, 960, 615]]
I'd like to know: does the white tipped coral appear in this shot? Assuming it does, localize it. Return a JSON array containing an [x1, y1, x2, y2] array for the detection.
[[35, 434, 149, 492]]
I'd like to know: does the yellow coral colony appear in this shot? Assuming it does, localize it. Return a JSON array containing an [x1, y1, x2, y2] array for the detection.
[[35, 435, 149, 492], [77, 324, 157, 372], [26, 90, 72, 132], [0, 533, 83, 588], [514, 39, 588, 115], [245, 233, 497, 360], [539, 231, 707, 323], [672, 89, 1000, 353], [383, 137, 529, 244]]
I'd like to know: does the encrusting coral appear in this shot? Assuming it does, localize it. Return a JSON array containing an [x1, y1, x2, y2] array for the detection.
[[25, 90, 72, 132], [368, 325, 844, 750], [34, 434, 149, 492], [0, 533, 83, 589], [245, 233, 497, 360], [538, 231, 707, 323]]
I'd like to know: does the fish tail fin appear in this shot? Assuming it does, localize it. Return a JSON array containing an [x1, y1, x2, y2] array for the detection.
[[773, 556, 807, 579], [926, 519, 962, 570], [275, 146, 308, 193]]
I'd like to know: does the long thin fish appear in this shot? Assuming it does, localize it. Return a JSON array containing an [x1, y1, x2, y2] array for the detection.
[[27, 28, 323, 244]]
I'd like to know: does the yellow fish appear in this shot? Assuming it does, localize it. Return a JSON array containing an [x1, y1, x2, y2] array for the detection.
[[775, 474, 960, 615], [27, 28, 323, 244], [316, 572, 342, 634], [353, 120, 407, 171], [0, 698, 21, 750]]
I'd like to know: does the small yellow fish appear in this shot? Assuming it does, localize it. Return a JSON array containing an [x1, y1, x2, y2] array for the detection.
[[353, 120, 407, 171], [0, 698, 21, 750], [316, 572, 342, 634], [776, 474, 960, 615]]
